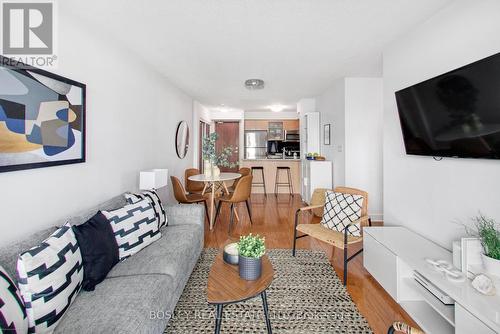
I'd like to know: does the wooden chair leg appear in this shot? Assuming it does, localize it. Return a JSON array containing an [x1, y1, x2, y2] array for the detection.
[[245, 200, 253, 224], [214, 201, 222, 225], [228, 203, 234, 233], [203, 201, 209, 222]]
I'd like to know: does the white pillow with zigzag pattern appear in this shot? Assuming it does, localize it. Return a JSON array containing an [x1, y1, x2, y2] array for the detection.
[[103, 199, 161, 260], [0, 264, 28, 333], [17, 223, 83, 333]]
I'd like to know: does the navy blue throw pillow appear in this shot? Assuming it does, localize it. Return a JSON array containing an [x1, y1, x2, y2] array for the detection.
[[72, 211, 119, 291]]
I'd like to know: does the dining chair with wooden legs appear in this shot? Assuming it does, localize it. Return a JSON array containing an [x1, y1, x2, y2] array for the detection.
[[214, 174, 253, 232], [171, 176, 210, 222], [227, 167, 251, 193], [185, 168, 206, 194]]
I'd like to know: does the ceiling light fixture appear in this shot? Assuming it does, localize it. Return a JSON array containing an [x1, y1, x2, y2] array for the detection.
[[245, 79, 265, 90], [270, 105, 285, 112]]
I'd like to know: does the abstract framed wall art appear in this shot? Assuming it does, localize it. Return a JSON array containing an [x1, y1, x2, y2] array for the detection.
[[0, 56, 86, 173]]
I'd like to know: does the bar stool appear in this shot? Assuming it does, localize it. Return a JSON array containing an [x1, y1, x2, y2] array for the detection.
[[251, 166, 267, 197], [275, 166, 293, 196]]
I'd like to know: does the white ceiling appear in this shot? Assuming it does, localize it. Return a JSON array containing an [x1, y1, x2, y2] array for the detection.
[[61, 0, 451, 111]]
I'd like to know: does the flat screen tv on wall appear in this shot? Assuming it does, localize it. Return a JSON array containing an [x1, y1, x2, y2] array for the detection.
[[395, 52, 500, 159]]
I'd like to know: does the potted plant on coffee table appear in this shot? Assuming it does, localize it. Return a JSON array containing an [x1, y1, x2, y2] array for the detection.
[[474, 215, 500, 277], [237, 234, 266, 280]]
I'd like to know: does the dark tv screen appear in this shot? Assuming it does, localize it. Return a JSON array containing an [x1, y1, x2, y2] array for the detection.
[[395, 52, 500, 159]]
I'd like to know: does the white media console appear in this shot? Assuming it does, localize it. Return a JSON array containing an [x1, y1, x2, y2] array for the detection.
[[363, 226, 500, 334]]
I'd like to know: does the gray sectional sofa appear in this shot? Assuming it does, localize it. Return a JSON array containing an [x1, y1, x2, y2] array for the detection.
[[0, 194, 205, 334]]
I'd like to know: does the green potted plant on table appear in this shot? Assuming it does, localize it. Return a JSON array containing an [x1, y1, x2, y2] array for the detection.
[[237, 234, 266, 280], [471, 215, 500, 277]]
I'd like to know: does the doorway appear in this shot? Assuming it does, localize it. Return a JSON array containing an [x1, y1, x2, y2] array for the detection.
[[199, 121, 210, 172], [215, 121, 240, 172]]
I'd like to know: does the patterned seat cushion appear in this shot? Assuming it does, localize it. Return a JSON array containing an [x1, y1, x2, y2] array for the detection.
[[103, 199, 161, 260], [125, 190, 167, 229], [320, 191, 364, 237], [17, 223, 83, 333], [0, 264, 28, 333]]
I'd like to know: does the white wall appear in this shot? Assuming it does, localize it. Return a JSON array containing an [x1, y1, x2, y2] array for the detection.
[[192, 101, 211, 168], [345, 78, 383, 220], [297, 98, 318, 160], [0, 14, 194, 246], [316, 78, 383, 219], [210, 109, 244, 121], [297, 98, 316, 115], [383, 0, 500, 249], [316, 79, 345, 186]]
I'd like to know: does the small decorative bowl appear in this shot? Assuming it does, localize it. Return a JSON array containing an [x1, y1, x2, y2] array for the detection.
[[223, 243, 239, 265]]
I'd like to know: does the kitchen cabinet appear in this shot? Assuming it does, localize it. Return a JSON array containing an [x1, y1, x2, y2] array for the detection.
[[244, 120, 268, 130], [245, 119, 299, 132], [268, 121, 283, 140], [283, 120, 299, 131]]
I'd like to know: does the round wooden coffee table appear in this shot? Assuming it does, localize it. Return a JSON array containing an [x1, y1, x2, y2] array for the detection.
[[207, 252, 274, 334]]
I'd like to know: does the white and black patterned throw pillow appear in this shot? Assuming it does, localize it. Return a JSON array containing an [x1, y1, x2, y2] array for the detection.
[[0, 264, 28, 334], [125, 190, 167, 228], [320, 191, 364, 237], [103, 199, 161, 260], [17, 223, 83, 333]]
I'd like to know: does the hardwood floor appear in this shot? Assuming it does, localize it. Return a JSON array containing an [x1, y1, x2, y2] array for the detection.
[[203, 194, 420, 334]]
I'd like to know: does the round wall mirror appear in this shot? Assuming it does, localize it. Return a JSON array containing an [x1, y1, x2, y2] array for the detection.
[[175, 121, 190, 159]]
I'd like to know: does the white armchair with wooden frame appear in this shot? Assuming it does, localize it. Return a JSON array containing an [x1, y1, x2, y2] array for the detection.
[[292, 187, 372, 285]]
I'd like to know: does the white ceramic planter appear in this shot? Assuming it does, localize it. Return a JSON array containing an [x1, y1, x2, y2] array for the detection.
[[482, 253, 500, 278], [212, 166, 220, 177], [204, 160, 212, 177]]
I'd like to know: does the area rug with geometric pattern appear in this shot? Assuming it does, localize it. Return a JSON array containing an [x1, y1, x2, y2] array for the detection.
[[165, 248, 372, 333]]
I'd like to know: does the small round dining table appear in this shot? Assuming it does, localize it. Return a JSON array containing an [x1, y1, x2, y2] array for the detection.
[[188, 172, 241, 230]]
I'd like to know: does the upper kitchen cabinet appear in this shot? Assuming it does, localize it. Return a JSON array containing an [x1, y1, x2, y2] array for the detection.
[[283, 120, 299, 131], [244, 120, 268, 130], [268, 121, 284, 140]]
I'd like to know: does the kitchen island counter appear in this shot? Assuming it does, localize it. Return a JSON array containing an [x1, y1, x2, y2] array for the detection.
[[241, 159, 300, 194]]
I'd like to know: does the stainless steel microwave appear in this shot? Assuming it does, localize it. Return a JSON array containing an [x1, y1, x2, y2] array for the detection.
[[284, 130, 299, 142]]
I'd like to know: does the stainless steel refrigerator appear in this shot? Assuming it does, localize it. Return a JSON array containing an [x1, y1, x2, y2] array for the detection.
[[244, 130, 267, 159]]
